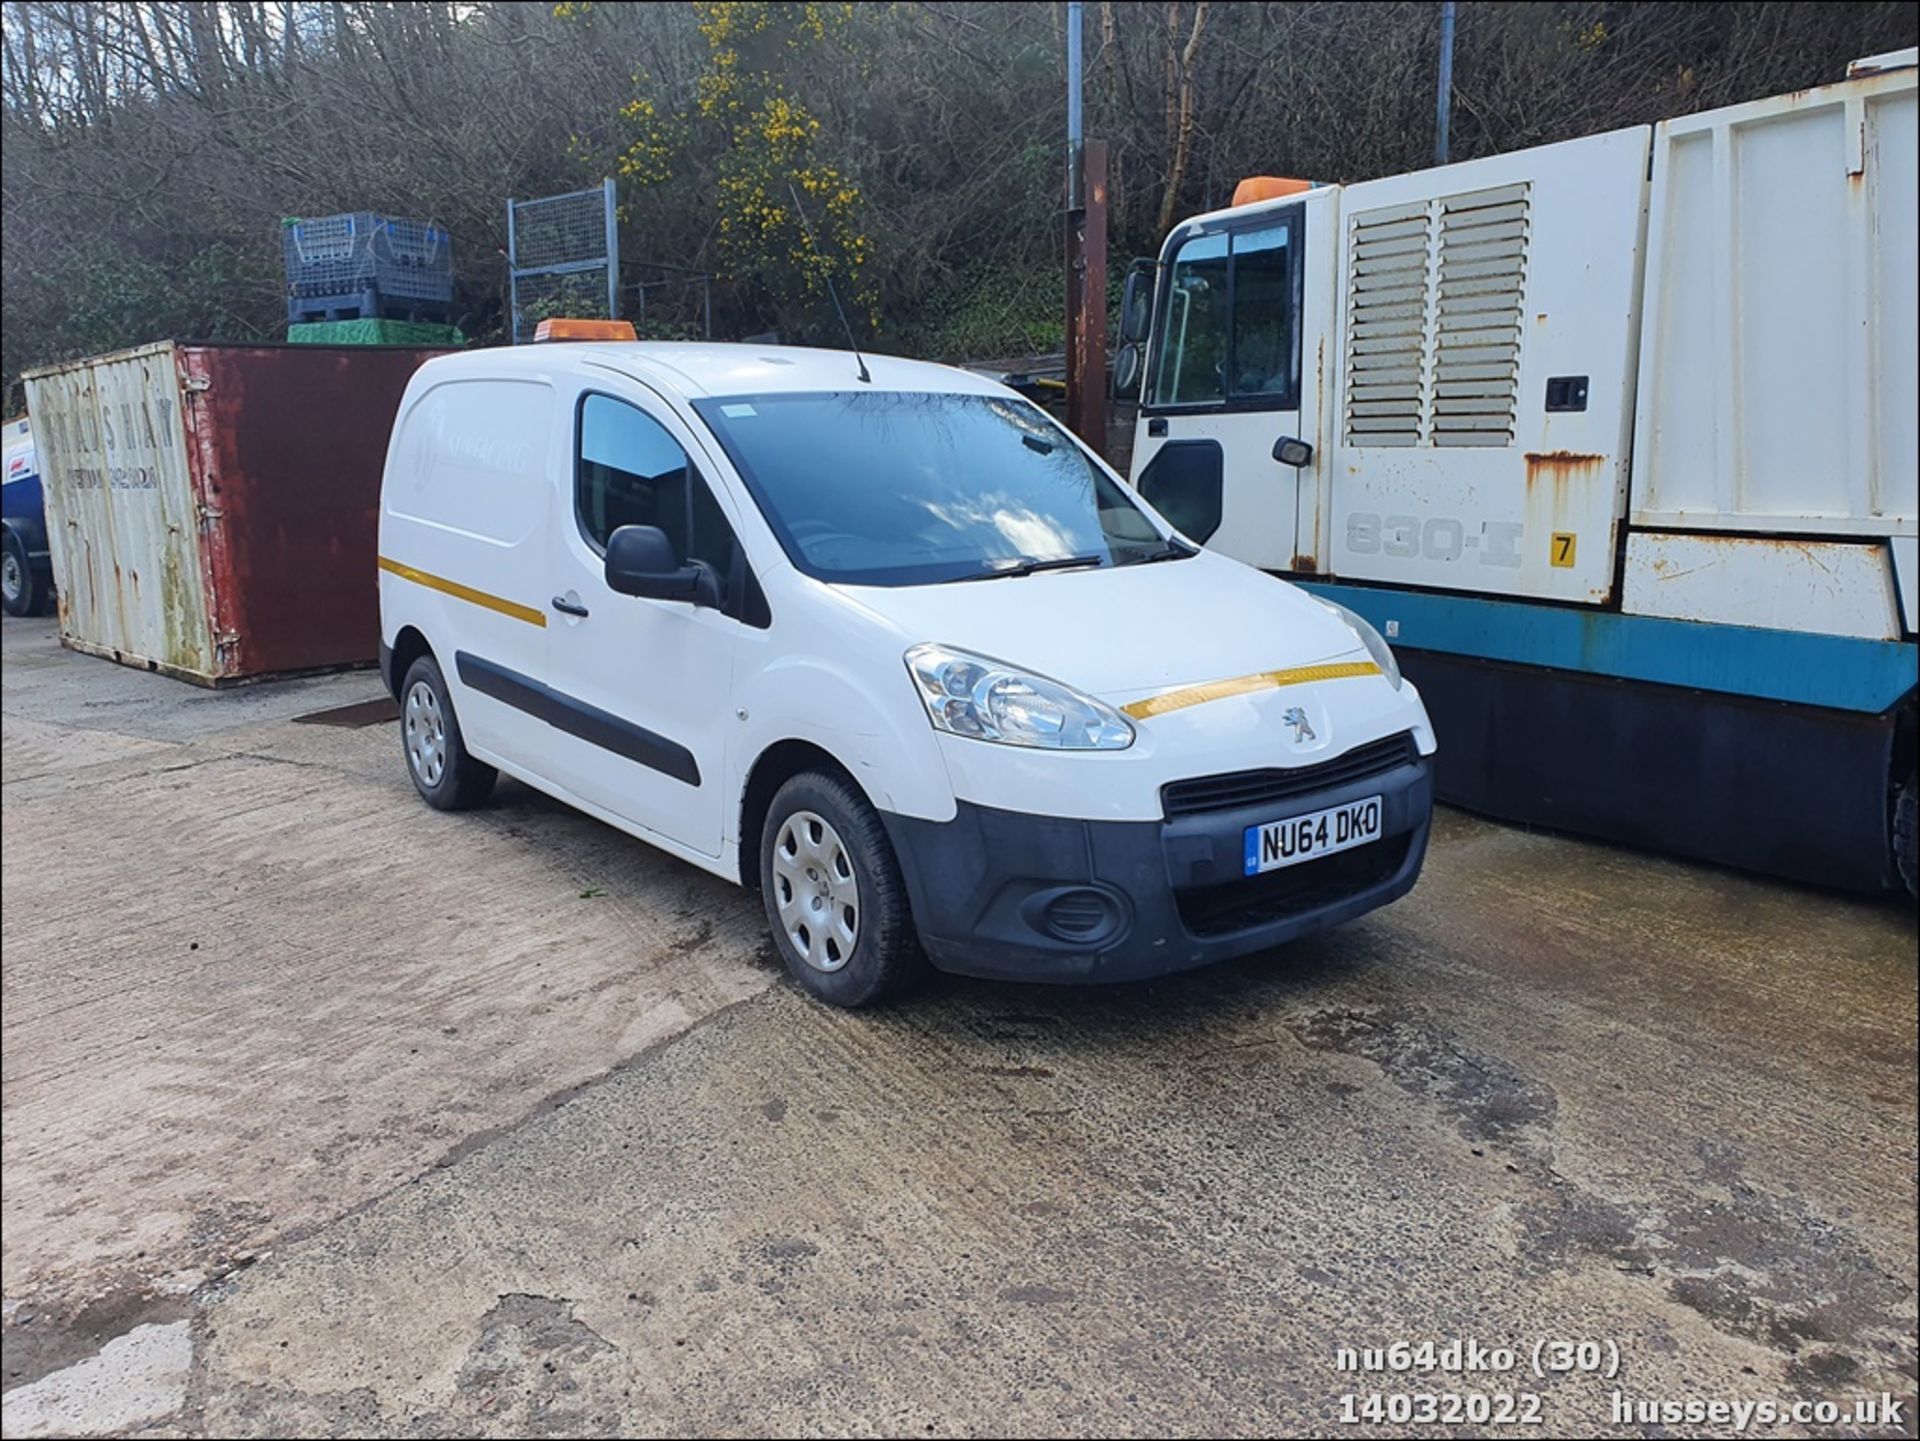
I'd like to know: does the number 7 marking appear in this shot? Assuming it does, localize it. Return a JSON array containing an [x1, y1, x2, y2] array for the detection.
[[1550, 532, 1577, 567]]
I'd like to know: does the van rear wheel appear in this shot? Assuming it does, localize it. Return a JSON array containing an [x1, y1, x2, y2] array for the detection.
[[759, 770, 925, 1007], [400, 653, 497, 811]]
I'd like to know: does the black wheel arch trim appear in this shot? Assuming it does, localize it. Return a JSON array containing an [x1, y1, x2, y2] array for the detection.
[[453, 650, 701, 787]]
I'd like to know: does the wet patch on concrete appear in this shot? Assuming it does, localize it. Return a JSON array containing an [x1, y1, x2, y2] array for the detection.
[[1290, 1006, 1559, 1146], [1291, 1001, 1915, 1392], [451, 1293, 617, 1434], [1525, 1169, 1917, 1380], [2, 1280, 194, 1394]]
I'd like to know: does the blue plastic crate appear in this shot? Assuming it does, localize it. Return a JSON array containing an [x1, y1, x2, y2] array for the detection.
[[282, 212, 452, 304]]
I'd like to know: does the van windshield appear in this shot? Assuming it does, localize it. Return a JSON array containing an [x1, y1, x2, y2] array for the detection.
[[690, 391, 1180, 587]]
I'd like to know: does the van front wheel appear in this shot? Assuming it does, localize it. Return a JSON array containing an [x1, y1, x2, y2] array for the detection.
[[759, 771, 925, 1007], [400, 653, 497, 811]]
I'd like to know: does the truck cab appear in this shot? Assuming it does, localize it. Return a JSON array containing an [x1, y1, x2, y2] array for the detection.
[[1117, 52, 1919, 895], [2, 414, 54, 618]]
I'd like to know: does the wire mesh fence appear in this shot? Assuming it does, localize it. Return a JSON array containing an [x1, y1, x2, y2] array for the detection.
[[625, 263, 715, 341], [507, 180, 616, 342]]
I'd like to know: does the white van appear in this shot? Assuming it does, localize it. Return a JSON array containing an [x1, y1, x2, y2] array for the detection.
[[376, 339, 1437, 1005]]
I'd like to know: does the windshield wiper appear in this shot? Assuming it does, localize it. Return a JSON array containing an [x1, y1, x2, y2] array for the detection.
[[1116, 539, 1198, 565], [955, 552, 1107, 582]]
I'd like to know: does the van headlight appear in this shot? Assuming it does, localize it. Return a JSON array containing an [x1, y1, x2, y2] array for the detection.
[[905, 643, 1135, 750], [1315, 598, 1403, 690]]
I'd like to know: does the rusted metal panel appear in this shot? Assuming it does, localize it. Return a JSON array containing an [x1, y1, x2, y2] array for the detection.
[[183, 344, 445, 679], [24, 342, 216, 679], [24, 343, 446, 685]]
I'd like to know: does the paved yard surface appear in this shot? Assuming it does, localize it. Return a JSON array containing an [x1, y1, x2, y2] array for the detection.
[[3, 616, 1915, 1438]]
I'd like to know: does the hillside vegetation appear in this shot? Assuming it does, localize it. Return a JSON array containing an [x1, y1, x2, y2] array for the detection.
[[3, 1, 1913, 390]]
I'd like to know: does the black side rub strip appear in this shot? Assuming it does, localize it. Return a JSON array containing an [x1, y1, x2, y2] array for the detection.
[[455, 651, 701, 788]]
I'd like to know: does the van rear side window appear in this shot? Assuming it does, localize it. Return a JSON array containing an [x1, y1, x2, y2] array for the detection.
[[389, 379, 552, 544]]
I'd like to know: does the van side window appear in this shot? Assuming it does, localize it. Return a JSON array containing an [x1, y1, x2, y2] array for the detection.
[[577, 395, 695, 554], [575, 394, 767, 625]]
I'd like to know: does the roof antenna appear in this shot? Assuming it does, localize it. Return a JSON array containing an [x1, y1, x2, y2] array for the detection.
[[787, 181, 871, 383]]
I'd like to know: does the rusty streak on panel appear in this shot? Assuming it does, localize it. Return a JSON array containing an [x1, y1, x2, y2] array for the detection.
[[1522, 450, 1606, 477]]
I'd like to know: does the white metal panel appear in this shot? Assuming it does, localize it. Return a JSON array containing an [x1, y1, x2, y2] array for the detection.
[[1848, 46, 1917, 78], [1622, 532, 1903, 640], [23, 344, 216, 677], [1327, 126, 1651, 603], [1892, 535, 1918, 633], [1630, 65, 1919, 537], [379, 374, 558, 764]]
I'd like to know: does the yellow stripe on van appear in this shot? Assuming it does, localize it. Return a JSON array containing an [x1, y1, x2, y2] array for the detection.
[[1121, 661, 1381, 720], [377, 557, 547, 628]]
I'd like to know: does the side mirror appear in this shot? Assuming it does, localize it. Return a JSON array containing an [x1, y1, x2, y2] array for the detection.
[[1119, 260, 1156, 344], [605, 524, 704, 602], [1273, 436, 1313, 468], [1111, 342, 1143, 400]]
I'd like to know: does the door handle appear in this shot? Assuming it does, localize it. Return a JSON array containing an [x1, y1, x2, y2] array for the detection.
[[551, 596, 589, 618]]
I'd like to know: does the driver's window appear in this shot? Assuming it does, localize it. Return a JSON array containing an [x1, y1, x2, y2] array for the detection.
[[576, 394, 745, 606], [1150, 231, 1228, 407], [1146, 213, 1300, 410], [577, 395, 694, 555]]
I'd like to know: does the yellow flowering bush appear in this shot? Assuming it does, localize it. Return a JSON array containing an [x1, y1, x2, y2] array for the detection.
[[587, 1, 872, 319]]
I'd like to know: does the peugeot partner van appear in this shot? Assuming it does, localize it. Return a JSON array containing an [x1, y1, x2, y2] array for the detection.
[[377, 339, 1436, 1006]]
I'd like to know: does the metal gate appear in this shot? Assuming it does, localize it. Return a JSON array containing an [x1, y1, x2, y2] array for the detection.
[[507, 179, 618, 342]]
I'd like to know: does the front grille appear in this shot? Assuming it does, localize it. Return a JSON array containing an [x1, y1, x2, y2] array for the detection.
[[1161, 732, 1418, 820], [1176, 836, 1412, 938]]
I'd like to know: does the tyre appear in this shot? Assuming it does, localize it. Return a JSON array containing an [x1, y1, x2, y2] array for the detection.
[[1895, 772, 1917, 900], [399, 653, 497, 811], [2, 530, 50, 618], [759, 769, 927, 1007]]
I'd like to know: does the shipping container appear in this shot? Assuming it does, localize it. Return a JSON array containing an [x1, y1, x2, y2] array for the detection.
[[22, 341, 447, 684]]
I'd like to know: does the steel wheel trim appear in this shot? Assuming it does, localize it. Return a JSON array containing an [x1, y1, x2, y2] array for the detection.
[[1, 550, 20, 604], [404, 680, 448, 787], [771, 809, 860, 973]]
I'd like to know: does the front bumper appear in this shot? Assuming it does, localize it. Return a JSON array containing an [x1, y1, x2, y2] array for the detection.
[[882, 748, 1432, 984]]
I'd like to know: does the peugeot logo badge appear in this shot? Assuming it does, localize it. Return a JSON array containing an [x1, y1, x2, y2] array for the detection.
[[1283, 705, 1316, 744]]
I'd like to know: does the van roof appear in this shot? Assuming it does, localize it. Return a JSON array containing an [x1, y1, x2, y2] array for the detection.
[[417, 341, 1008, 402]]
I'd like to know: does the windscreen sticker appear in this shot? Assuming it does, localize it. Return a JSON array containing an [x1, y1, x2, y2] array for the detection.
[[720, 403, 757, 418]]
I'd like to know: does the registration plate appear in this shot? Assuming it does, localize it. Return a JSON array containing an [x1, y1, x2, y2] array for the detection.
[[1244, 796, 1383, 875]]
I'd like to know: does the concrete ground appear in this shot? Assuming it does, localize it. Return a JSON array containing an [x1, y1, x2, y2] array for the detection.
[[2, 614, 1914, 1438]]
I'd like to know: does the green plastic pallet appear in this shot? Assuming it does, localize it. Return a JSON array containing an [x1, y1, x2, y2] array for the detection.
[[287, 319, 465, 347]]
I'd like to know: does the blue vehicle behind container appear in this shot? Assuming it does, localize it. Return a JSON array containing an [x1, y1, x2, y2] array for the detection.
[[3, 414, 55, 618]]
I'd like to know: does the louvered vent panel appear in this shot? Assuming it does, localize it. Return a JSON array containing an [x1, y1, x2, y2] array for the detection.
[[1431, 183, 1528, 447], [1343, 183, 1530, 450], [1343, 201, 1431, 447]]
